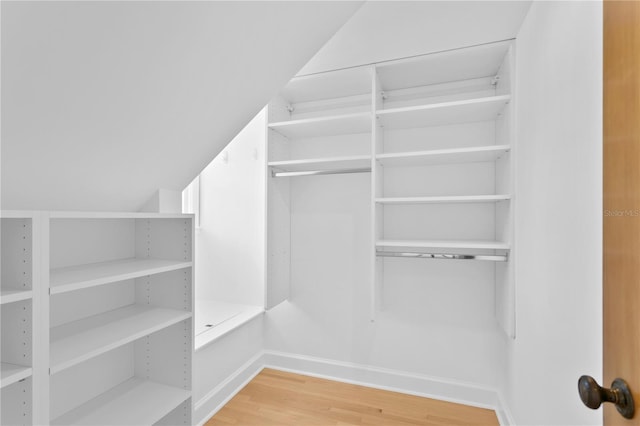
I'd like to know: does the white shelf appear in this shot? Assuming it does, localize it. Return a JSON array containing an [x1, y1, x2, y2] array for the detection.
[[376, 239, 510, 250], [49, 211, 193, 219], [268, 112, 371, 139], [269, 155, 371, 172], [376, 195, 511, 204], [376, 95, 510, 129], [377, 145, 510, 167], [0, 288, 33, 304], [281, 67, 372, 104], [1, 363, 32, 388], [376, 40, 511, 91], [50, 304, 192, 374], [50, 258, 193, 295], [51, 377, 190, 425], [195, 300, 264, 350]]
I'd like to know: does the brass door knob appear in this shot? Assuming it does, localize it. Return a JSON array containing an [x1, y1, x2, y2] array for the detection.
[[578, 375, 635, 419]]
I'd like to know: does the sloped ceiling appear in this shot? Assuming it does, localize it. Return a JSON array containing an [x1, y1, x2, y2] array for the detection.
[[300, 1, 532, 75], [1, 1, 362, 211]]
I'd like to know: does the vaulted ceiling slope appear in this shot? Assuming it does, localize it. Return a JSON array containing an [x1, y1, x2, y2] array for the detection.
[[1, 1, 362, 211]]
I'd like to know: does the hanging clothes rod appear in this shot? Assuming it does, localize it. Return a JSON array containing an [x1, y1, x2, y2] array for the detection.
[[376, 251, 508, 262], [271, 167, 371, 178]]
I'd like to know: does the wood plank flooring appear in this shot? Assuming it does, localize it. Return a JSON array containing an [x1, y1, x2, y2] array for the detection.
[[205, 369, 499, 426]]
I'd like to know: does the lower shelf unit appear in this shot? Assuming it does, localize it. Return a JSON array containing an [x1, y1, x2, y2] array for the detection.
[[50, 304, 192, 374], [50, 378, 190, 426]]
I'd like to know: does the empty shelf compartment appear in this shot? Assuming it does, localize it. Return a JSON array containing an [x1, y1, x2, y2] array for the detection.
[[50, 377, 190, 425], [50, 304, 191, 374]]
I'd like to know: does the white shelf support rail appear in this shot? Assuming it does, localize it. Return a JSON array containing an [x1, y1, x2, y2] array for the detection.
[[376, 250, 508, 262], [271, 167, 371, 178]]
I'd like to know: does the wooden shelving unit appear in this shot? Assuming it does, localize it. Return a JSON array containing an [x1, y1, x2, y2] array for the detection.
[[268, 155, 371, 173]]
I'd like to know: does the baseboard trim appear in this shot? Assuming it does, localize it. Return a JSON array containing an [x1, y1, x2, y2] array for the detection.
[[194, 349, 512, 425], [263, 350, 500, 411], [495, 390, 515, 426], [194, 351, 264, 426]]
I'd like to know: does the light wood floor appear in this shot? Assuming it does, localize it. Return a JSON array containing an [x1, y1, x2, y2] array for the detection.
[[205, 369, 499, 426]]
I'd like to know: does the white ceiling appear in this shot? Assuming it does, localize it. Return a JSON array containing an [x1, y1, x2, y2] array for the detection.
[[299, 1, 532, 75], [1, 1, 362, 211]]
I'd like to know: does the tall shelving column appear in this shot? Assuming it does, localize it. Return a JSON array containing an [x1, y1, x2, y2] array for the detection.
[[266, 66, 374, 309], [1, 211, 41, 425], [47, 212, 194, 425], [371, 40, 516, 336]]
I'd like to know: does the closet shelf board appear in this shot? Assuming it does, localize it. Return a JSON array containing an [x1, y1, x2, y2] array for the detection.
[[376, 145, 510, 167], [48, 211, 192, 219], [268, 155, 371, 172], [376, 239, 510, 250], [50, 377, 190, 426], [0, 289, 33, 304], [50, 258, 193, 295], [376, 195, 511, 204], [50, 304, 192, 374], [1, 363, 32, 388], [376, 95, 511, 129], [281, 66, 372, 104], [268, 112, 371, 138]]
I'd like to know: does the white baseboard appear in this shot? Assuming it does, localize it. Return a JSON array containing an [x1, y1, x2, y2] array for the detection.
[[263, 350, 501, 411], [194, 349, 513, 426], [194, 351, 264, 426], [495, 390, 516, 426]]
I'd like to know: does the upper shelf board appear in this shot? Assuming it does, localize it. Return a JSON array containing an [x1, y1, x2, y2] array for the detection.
[[376, 195, 511, 204], [268, 112, 371, 139], [50, 377, 190, 426], [376, 239, 510, 250], [48, 212, 193, 219], [377, 95, 511, 130], [268, 155, 371, 172], [1, 363, 33, 389], [376, 40, 511, 92], [282, 66, 372, 105], [377, 145, 510, 167], [50, 304, 192, 374], [0, 289, 33, 305], [50, 258, 193, 295]]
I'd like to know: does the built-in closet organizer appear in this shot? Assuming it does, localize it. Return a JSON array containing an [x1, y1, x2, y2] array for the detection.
[[267, 40, 515, 337], [267, 67, 374, 309], [1, 212, 39, 425], [47, 213, 194, 425]]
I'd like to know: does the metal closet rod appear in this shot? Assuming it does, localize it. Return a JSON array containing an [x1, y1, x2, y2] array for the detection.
[[376, 251, 508, 262], [272, 167, 371, 178]]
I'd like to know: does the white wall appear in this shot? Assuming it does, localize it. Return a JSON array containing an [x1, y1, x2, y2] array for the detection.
[[504, 2, 603, 424], [194, 111, 265, 306], [1, 1, 362, 212]]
